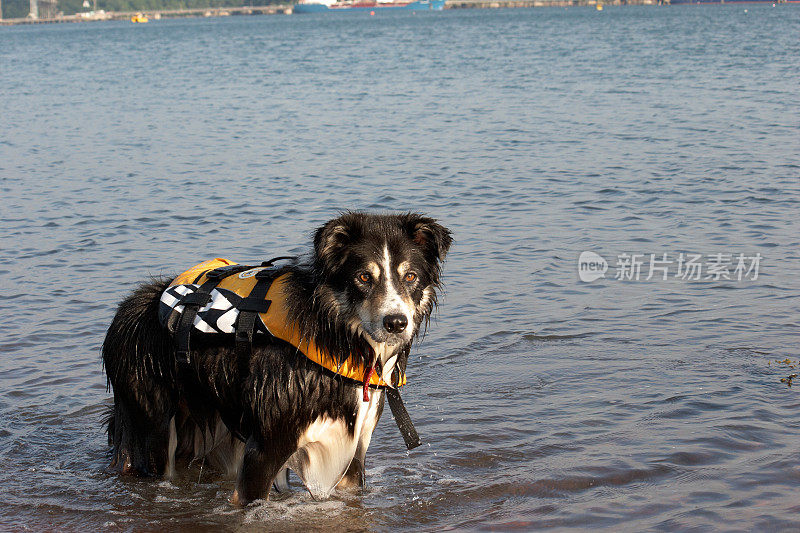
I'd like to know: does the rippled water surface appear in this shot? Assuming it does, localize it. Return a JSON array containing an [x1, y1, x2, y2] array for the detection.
[[2, 5, 800, 530]]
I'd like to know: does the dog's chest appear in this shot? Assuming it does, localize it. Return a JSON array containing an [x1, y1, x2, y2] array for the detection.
[[287, 389, 382, 499]]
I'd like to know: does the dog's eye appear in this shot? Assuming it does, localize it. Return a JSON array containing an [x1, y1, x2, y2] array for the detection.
[[404, 272, 417, 283], [358, 272, 372, 284]]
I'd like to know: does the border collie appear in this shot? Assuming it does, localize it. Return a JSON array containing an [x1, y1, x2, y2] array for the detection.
[[102, 212, 451, 504]]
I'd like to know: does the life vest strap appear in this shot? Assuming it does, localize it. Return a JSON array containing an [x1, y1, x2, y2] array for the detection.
[[261, 256, 296, 267], [234, 269, 275, 362], [176, 264, 260, 366], [386, 387, 421, 450], [174, 258, 295, 368], [176, 276, 224, 366]]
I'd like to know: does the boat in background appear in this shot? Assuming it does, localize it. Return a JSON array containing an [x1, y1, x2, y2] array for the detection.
[[293, 0, 444, 13], [667, 0, 779, 3]]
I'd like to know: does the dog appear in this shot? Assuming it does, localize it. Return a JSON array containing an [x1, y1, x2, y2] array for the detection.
[[102, 212, 451, 504]]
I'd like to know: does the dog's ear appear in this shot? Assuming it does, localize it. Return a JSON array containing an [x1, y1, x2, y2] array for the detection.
[[402, 214, 452, 264], [314, 216, 356, 271]]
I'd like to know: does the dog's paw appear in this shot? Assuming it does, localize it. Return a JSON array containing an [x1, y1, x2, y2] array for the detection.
[[230, 489, 245, 507]]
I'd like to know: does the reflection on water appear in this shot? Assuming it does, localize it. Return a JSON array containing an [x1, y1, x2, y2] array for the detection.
[[1, 5, 799, 530]]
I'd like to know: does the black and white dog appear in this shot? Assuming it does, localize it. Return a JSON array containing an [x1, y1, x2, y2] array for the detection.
[[102, 212, 451, 504]]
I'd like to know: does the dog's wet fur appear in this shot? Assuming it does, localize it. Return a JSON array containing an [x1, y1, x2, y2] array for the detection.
[[102, 212, 451, 504]]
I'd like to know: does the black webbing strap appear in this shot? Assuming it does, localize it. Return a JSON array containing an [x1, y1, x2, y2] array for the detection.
[[261, 256, 295, 267], [232, 256, 295, 360], [386, 387, 421, 450], [175, 277, 219, 367], [234, 269, 274, 361], [175, 265, 252, 366], [175, 258, 293, 368]]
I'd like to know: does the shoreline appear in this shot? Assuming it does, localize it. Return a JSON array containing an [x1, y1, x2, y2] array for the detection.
[[0, 0, 792, 25], [0, 5, 293, 25]]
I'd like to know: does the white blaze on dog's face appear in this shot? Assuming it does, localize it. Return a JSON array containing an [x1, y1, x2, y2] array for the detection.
[[356, 245, 417, 351]]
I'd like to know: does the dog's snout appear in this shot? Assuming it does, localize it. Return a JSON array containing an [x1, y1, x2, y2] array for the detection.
[[383, 314, 408, 333]]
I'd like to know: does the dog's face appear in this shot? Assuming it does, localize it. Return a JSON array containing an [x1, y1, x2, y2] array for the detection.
[[314, 213, 451, 371]]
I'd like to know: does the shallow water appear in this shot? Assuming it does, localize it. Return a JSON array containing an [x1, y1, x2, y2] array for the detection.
[[1, 5, 799, 531]]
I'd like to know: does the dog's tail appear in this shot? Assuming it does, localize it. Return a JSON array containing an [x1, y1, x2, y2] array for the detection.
[[102, 277, 177, 475]]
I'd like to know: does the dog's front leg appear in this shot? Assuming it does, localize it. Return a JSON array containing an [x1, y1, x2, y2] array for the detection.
[[231, 435, 294, 506], [336, 448, 365, 489], [287, 439, 358, 500], [337, 389, 385, 490]]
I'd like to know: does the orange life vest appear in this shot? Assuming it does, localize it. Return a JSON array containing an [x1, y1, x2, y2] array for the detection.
[[167, 258, 405, 388]]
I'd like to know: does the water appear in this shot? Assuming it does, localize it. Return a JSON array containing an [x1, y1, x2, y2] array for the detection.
[[1, 5, 799, 530]]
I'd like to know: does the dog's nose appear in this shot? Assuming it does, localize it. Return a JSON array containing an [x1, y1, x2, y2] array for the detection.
[[383, 314, 408, 334]]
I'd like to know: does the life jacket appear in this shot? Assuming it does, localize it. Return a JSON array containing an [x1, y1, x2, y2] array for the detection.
[[159, 258, 406, 389], [160, 257, 421, 450]]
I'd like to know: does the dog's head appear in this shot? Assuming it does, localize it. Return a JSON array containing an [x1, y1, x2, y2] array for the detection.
[[313, 212, 451, 377]]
